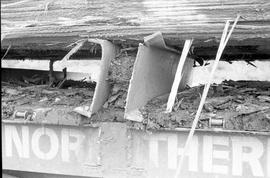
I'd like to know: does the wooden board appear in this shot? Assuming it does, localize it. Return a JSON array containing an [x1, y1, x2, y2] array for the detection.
[[1, 0, 270, 59]]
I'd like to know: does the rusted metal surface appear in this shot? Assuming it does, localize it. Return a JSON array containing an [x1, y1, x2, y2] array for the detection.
[[1, 0, 270, 51], [2, 121, 270, 178]]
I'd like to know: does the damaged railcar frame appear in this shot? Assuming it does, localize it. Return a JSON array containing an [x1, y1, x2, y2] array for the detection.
[[1, 0, 270, 178], [2, 33, 270, 178]]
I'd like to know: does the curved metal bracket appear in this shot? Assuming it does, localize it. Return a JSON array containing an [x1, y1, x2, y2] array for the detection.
[[74, 39, 118, 118], [125, 32, 193, 122]]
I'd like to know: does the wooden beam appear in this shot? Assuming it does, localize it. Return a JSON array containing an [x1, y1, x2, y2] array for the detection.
[[1, 0, 270, 50]]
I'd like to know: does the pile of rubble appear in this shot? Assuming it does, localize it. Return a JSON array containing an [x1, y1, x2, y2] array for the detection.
[[135, 80, 270, 131], [88, 53, 135, 123], [105, 52, 135, 110], [1, 80, 95, 120], [2, 51, 270, 132]]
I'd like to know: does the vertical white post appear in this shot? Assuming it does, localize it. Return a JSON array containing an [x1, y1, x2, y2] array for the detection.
[[166, 39, 193, 112], [174, 15, 240, 178]]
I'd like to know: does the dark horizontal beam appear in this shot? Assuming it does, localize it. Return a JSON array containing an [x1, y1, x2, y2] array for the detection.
[[2, 45, 270, 61]]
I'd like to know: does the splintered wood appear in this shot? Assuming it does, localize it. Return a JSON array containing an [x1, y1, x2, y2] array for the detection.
[[166, 39, 193, 112], [2, 70, 270, 131], [1, 80, 96, 124], [137, 80, 270, 131]]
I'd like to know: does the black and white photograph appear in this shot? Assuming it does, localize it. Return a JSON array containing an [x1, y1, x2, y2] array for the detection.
[[1, 0, 270, 177]]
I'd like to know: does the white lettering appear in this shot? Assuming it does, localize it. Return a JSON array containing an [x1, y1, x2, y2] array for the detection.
[[232, 137, 264, 177], [168, 134, 178, 169], [149, 139, 159, 167], [61, 128, 85, 162], [5, 125, 29, 158], [178, 136, 198, 172], [147, 135, 167, 168], [32, 127, 59, 160], [203, 135, 229, 174]]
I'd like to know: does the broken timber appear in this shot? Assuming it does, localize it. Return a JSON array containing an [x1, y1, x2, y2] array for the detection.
[[166, 39, 193, 113], [1, 0, 270, 59]]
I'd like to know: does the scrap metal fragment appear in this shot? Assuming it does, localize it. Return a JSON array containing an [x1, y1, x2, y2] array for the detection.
[[125, 32, 193, 122], [74, 39, 118, 118]]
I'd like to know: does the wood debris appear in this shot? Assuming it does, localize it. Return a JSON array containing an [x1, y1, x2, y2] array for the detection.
[[136, 80, 270, 131], [1, 79, 95, 121]]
